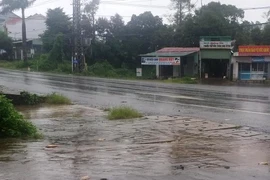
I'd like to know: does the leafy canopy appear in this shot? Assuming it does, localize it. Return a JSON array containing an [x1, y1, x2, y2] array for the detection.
[[0, 0, 36, 12]]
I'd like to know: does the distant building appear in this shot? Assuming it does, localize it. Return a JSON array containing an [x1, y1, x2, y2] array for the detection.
[[0, 12, 19, 33], [6, 13, 46, 40], [0, 13, 47, 60], [232, 46, 270, 81]]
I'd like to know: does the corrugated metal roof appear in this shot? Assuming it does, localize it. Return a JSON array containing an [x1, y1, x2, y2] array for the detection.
[[157, 47, 200, 53], [141, 47, 199, 57]]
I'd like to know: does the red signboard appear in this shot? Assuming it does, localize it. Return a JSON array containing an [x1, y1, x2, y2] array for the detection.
[[238, 46, 270, 56]]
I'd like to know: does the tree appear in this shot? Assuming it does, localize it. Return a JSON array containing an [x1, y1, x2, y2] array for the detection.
[[0, 31, 12, 59], [83, 0, 100, 41], [174, 2, 244, 47], [41, 8, 71, 58], [262, 24, 270, 45], [264, 10, 270, 22], [171, 0, 193, 25], [0, 0, 36, 62], [123, 12, 164, 67], [47, 33, 64, 63], [251, 26, 262, 45]]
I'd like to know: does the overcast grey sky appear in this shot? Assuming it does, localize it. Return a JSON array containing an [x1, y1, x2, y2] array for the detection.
[[19, 0, 269, 23]]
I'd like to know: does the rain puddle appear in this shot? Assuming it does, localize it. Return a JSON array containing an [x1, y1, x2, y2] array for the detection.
[[0, 105, 269, 180]]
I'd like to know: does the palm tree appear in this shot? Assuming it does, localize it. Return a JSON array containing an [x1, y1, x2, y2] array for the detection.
[[0, 0, 36, 62]]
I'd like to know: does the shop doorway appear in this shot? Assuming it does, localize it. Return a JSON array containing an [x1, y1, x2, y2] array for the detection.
[[202, 59, 229, 78]]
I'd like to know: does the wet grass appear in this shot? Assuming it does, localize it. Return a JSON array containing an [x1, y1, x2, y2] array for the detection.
[[108, 106, 142, 120], [44, 93, 72, 105]]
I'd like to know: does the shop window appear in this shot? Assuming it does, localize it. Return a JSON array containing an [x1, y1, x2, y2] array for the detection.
[[252, 63, 257, 71], [264, 63, 268, 73], [252, 63, 266, 72], [258, 63, 264, 71], [240, 63, 250, 72]]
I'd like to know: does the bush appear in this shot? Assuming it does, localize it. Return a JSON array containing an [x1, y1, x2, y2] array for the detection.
[[38, 54, 56, 71], [45, 93, 71, 105], [0, 95, 40, 138], [88, 60, 118, 77], [55, 62, 72, 73], [108, 106, 142, 120], [20, 91, 42, 105], [115, 68, 135, 78]]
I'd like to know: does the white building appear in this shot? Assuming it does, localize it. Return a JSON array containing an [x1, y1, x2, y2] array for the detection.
[[6, 13, 46, 40]]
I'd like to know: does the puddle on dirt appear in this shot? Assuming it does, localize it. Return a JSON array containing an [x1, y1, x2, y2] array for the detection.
[[0, 105, 269, 180]]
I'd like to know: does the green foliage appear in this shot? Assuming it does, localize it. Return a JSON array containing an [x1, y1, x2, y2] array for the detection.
[[88, 60, 118, 77], [55, 62, 72, 74], [20, 91, 42, 105], [0, 95, 40, 138], [41, 8, 71, 53], [0, 31, 13, 59], [108, 106, 142, 120], [47, 33, 64, 63], [262, 24, 270, 45], [0, 0, 36, 13], [45, 93, 71, 105]]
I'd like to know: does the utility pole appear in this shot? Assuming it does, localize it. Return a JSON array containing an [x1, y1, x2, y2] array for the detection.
[[73, 0, 84, 72], [201, 0, 203, 7]]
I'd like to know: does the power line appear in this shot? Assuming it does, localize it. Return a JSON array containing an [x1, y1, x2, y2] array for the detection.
[[241, 6, 270, 11]]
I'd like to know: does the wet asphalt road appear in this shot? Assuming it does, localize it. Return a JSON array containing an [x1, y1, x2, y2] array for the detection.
[[1, 68, 270, 133]]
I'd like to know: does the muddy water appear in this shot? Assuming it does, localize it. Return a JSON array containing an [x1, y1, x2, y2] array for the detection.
[[0, 105, 270, 180]]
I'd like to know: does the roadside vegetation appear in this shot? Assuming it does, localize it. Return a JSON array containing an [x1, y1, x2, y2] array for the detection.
[[4, 91, 72, 106], [1, 2, 270, 83], [108, 106, 143, 120], [0, 95, 41, 138], [44, 93, 71, 105]]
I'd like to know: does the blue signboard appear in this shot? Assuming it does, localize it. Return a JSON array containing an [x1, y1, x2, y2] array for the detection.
[[73, 59, 79, 64], [252, 57, 265, 62]]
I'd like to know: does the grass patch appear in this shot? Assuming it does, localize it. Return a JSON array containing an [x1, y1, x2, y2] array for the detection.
[[44, 93, 71, 105], [0, 95, 41, 138], [108, 106, 143, 120]]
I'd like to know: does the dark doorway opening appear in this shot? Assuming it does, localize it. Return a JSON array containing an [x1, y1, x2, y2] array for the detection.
[[160, 66, 173, 78], [203, 59, 228, 78]]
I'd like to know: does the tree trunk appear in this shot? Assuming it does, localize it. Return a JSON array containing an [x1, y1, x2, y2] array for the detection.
[[21, 8, 27, 62]]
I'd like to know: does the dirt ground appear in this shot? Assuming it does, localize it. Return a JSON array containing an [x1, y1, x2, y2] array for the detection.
[[0, 105, 270, 180]]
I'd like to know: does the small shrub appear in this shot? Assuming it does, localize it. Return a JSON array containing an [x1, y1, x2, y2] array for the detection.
[[45, 93, 71, 105], [108, 106, 142, 120], [89, 60, 118, 77], [0, 95, 40, 138], [55, 62, 72, 73], [20, 91, 42, 105]]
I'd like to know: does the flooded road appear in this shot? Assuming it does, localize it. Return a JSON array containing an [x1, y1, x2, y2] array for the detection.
[[1, 69, 270, 132], [0, 105, 269, 180]]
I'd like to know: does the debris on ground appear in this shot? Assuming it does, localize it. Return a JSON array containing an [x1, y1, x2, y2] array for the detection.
[[80, 176, 90, 180], [45, 145, 58, 148], [258, 162, 269, 165]]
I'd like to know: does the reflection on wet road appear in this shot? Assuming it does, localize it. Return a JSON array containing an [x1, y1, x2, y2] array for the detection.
[[0, 106, 269, 180], [1, 69, 270, 132]]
